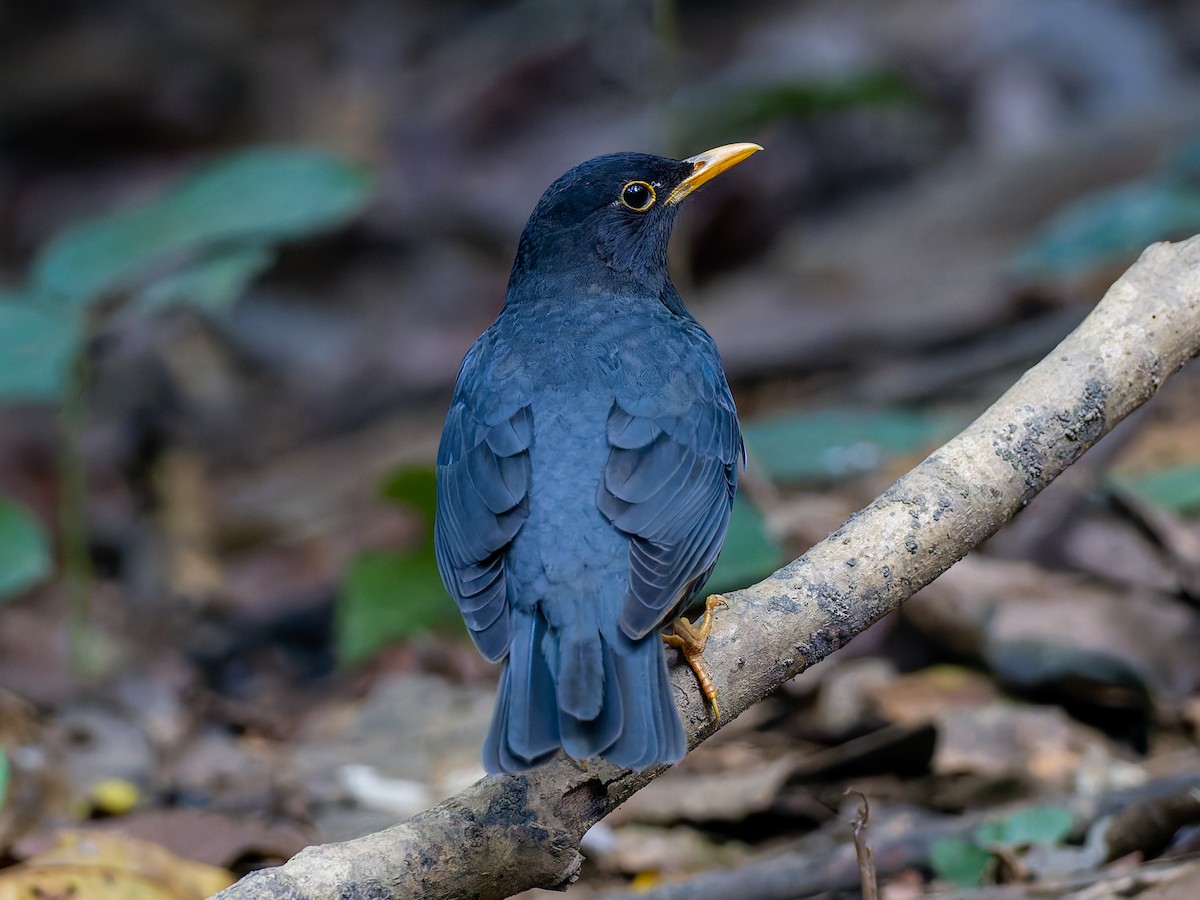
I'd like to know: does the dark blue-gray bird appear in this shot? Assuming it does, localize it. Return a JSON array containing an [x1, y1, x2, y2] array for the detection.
[[435, 143, 761, 773]]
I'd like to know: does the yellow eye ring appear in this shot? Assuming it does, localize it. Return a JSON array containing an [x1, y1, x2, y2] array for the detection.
[[619, 181, 656, 212]]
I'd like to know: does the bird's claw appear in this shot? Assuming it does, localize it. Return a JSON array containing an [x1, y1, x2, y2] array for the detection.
[[663, 594, 728, 720]]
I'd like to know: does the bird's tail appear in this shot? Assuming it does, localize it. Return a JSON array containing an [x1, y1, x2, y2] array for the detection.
[[483, 607, 560, 772], [483, 606, 686, 773], [587, 626, 687, 770]]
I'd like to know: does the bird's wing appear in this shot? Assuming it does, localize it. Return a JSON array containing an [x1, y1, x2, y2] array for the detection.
[[435, 368, 532, 662], [598, 346, 742, 640]]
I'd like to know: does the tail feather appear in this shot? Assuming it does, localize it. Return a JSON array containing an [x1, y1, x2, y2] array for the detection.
[[557, 627, 604, 721], [559, 644, 623, 760], [603, 635, 686, 769], [481, 668, 518, 773], [483, 606, 686, 774], [650, 648, 687, 763], [483, 609, 559, 772]]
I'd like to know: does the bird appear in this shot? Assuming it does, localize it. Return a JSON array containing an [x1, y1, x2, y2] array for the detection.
[[435, 143, 761, 773]]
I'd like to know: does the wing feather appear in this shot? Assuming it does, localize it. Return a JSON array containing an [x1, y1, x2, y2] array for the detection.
[[435, 385, 532, 662], [598, 364, 742, 641]]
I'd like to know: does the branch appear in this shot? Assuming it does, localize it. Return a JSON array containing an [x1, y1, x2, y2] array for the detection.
[[215, 236, 1200, 900]]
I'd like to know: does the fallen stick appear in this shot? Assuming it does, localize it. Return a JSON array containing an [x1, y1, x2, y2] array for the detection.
[[599, 768, 1200, 900], [215, 235, 1200, 900]]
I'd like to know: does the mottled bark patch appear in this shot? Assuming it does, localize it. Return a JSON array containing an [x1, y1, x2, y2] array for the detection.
[[993, 378, 1108, 503]]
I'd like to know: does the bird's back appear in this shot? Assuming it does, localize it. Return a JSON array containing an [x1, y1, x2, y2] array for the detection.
[[490, 287, 689, 618]]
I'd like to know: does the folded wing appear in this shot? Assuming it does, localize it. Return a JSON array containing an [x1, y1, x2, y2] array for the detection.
[[598, 389, 742, 640], [435, 396, 532, 662]]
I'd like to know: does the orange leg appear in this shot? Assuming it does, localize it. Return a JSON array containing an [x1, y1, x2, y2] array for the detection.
[[662, 595, 728, 719]]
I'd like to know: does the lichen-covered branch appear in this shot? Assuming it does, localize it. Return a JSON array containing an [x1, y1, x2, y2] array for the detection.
[[215, 236, 1200, 900]]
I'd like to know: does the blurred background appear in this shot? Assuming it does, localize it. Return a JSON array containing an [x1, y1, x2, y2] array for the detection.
[[3, 0, 1200, 896]]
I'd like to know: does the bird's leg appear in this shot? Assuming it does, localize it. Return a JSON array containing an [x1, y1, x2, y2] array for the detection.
[[662, 595, 728, 719]]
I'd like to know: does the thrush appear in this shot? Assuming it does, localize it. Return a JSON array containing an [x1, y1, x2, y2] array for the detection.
[[435, 143, 761, 773]]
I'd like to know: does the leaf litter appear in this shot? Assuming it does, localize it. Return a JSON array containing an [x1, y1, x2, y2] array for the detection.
[[2, 2, 1200, 898]]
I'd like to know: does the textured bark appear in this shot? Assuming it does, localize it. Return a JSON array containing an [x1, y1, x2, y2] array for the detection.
[[215, 235, 1200, 900]]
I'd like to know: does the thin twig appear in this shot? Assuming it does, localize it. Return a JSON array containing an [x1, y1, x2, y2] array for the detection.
[[852, 793, 878, 900]]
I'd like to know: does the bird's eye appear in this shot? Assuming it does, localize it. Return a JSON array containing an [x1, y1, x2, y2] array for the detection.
[[619, 181, 656, 212]]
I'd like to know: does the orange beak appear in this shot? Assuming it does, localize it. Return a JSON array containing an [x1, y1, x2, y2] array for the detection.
[[665, 142, 763, 205]]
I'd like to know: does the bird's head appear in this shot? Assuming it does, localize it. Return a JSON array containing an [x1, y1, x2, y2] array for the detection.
[[508, 143, 762, 296]]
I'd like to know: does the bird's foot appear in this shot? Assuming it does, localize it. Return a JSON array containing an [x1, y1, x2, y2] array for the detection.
[[663, 595, 728, 719]]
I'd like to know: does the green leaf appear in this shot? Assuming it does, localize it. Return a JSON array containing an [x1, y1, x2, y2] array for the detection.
[[1109, 465, 1200, 517], [0, 498, 53, 601], [336, 550, 462, 666], [706, 494, 784, 594], [0, 747, 8, 811], [0, 294, 81, 404], [337, 467, 451, 665], [1161, 139, 1200, 185], [930, 837, 993, 889], [974, 819, 1006, 846], [380, 466, 439, 522], [677, 71, 915, 147], [136, 245, 275, 313], [34, 147, 375, 304], [977, 807, 1074, 848], [743, 408, 958, 484], [1014, 182, 1200, 278]]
